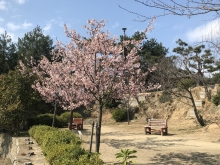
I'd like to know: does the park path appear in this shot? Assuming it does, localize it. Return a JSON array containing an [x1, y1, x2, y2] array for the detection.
[[81, 123, 220, 165]]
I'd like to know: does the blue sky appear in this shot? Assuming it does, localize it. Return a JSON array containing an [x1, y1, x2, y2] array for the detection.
[[1, 0, 220, 55]]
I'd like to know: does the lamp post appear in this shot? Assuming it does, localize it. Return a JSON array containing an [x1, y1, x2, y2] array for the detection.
[[122, 28, 130, 125], [122, 28, 127, 57]]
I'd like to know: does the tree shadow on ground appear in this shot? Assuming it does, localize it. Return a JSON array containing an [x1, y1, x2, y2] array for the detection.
[[100, 137, 190, 151], [0, 133, 12, 158], [148, 152, 220, 165]]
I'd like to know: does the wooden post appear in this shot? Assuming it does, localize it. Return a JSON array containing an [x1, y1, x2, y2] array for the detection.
[[69, 110, 73, 130], [89, 121, 95, 152]]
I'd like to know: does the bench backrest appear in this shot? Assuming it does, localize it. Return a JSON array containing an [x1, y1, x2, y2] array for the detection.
[[72, 118, 83, 124], [148, 119, 167, 127]]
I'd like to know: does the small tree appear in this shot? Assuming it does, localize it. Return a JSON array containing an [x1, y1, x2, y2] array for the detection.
[[173, 39, 219, 101], [154, 56, 205, 126], [115, 148, 137, 165], [32, 19, 154, 153]]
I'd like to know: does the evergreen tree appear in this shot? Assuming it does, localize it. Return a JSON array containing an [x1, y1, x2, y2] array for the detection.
[[0, 31, 17, 74], [17, 26, 54, 66]]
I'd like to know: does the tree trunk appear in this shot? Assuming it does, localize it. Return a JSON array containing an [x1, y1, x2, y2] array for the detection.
[[95, 103, 103, 153], [52, 101, 57, 127], [127, 96, 130, 125], [69, 110, 73, 130], [188, 90, 205, 126], [201, 78, 211, 101]]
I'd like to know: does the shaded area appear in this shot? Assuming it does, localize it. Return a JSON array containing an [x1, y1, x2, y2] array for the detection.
[[0, 133, 12, 158], [101, 137, 191, 150], [149, 152, 220, 165], [0, 158, 11, 165], [0, 133, 12, 165]]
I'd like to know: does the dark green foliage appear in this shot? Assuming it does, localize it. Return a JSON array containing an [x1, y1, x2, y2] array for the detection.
[[112, 108, 127, 122], [36, 113, 54, 126], [159, 92, 172, 103], [212, 91, 220, 106], [173, 39, 219, 86], [0, 31, 17, 74], [120, 31, 168, 69], [105, 98, 121, 109], [36, 113, 62, 127], [210, 73, 220, 85], [28, 125, 103, 165], [177, 78, 196, 90], [17, 26, 54, 66], [0, 70, 53, 134], [59, 111, 82, 126]]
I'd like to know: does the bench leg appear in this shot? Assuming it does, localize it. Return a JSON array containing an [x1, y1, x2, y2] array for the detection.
[[77, 124, 83, 130], [161, 128, 168, 136], [145, 127, 151, 134]]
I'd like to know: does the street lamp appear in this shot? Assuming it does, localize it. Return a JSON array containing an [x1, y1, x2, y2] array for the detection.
[[122, 28, 130, 125], [122, 28, 127, 58], [122, 28, 127, 37]]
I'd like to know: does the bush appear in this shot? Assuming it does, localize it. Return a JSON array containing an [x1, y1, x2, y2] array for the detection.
[[159, 92, 172, 103], [105, 98, 121, 109], [28, 125, 103, 165], [36, 113, 54, 126], [112, 108, 127, 122], [212, 90, 220, 106], [36, 113, 62, 127], [59, 112, 82, 126], [28, 125, 57, 145]]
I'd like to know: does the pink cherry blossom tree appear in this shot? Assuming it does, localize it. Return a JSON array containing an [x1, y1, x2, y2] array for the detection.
[[21, 18, 155, 153], [19, 57, 89, 128], [50, 19, 154, 152]]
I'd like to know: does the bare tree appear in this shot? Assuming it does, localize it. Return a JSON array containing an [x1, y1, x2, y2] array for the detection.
[[120, 0, 220, 21]]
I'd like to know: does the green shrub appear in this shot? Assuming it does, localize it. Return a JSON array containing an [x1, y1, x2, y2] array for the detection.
[[212, 90, 220, 106], [36, 113, 54, 126], [28, 125, 103, 165], [78, 152, 104, 165], [159, 92, 172, 103], [46, 144, 85, 164], [28, 125, 57, 145], [112, 108, 127, 122], [105, 98, 121, 109], [59, 111, 82, 126], [42, 130, 81, 150], [36, 113, 62, 127]]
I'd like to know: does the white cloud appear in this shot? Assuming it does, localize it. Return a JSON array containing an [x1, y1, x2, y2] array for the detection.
[[186, 19, 220, 42], [7, 23, 20, 31], [43, 19, 56, 32], [0, 1, 8, 10], [16, 0, 28, 4], [43, 23, 52, 32], [7, 21, 33, 31], [22, 21, 32, 28], [0, 27, 5, 34], [11, 15, 21, 19], [112, 22, 119, 29]]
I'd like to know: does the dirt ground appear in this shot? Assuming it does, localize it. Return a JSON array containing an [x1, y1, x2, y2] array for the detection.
[[80, 119, 220, 165], [1, 118, 220, 165]]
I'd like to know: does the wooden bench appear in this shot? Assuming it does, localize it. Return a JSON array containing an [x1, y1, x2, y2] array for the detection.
[[68, 118, 83, 130], [144, 118, 168, 136]]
